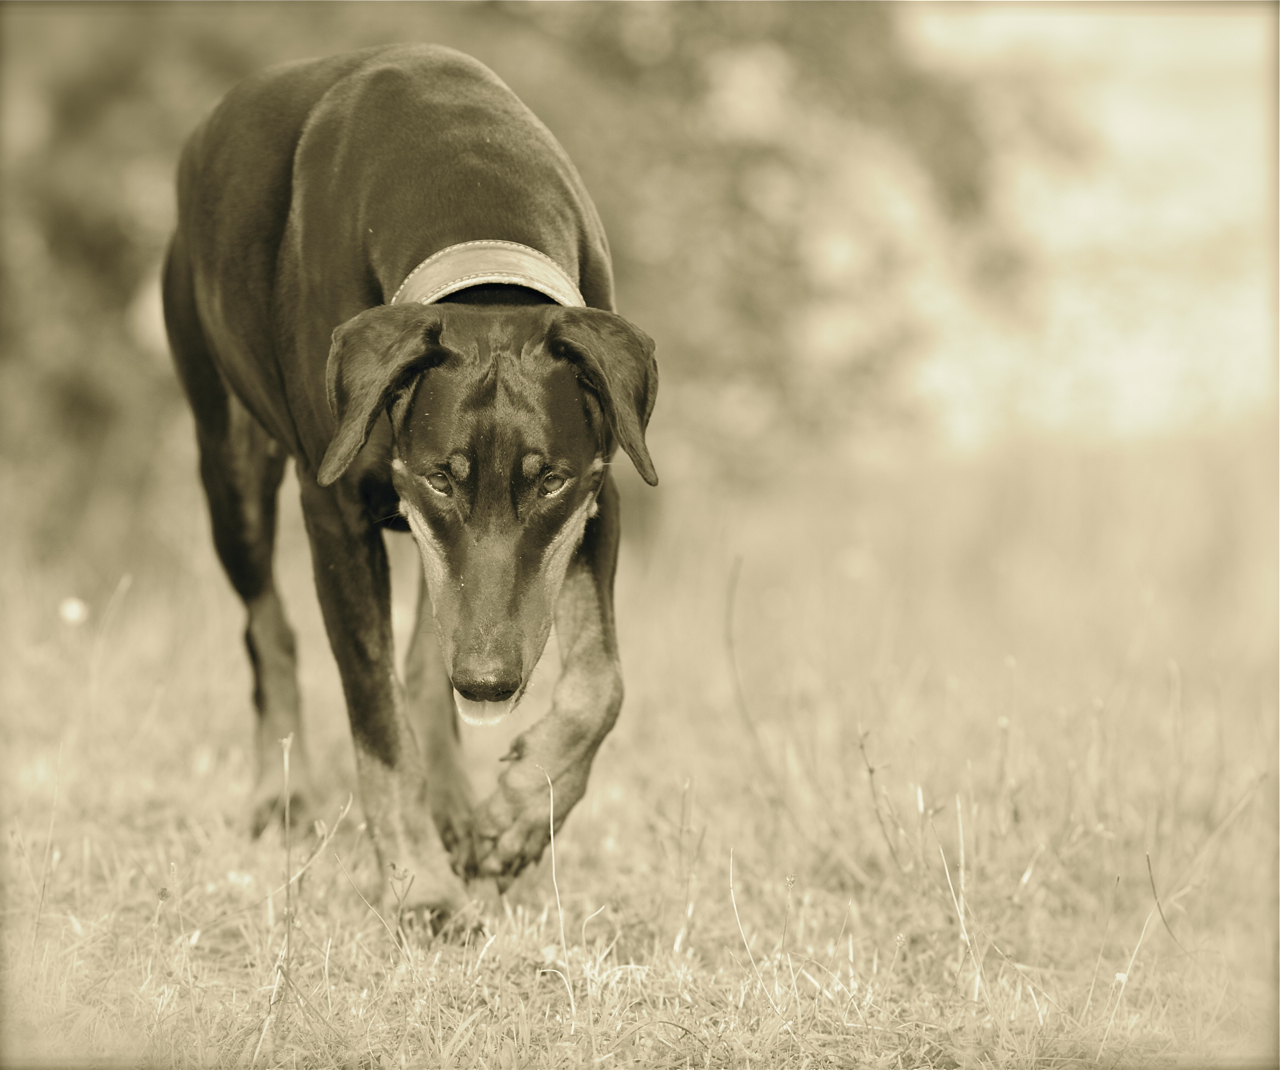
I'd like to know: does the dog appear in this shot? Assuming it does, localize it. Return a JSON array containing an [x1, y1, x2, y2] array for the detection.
[[162, 44, 658, 925]]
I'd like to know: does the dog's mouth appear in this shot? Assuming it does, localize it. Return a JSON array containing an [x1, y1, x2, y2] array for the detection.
[[453, 689, 521, 727]]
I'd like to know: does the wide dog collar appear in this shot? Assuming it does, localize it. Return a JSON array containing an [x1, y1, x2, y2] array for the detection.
[[390, 240, 586, 307]]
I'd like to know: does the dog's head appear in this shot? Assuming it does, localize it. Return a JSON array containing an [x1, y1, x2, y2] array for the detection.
[[316, 302, 657, 726]]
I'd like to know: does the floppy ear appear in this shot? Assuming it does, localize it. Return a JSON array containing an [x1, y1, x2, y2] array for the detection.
[[548, 308, 659, 486], [316, 304, 449, 486]]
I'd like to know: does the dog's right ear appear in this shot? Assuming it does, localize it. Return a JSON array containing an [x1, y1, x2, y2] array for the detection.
[[317, 304, 449, 486]]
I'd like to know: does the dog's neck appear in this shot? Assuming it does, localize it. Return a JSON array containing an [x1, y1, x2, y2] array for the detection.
[[390, 240, 585, 308], [436, 284, 555, 307]]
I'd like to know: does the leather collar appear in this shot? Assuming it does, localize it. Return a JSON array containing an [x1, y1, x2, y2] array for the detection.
[[390, 240, 586, 307]]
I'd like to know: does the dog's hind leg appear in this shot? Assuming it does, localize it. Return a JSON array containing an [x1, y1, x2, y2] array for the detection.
[[163, 240, 313, 836], [207, 415, 314, 837], [404, 567, 476, 867]]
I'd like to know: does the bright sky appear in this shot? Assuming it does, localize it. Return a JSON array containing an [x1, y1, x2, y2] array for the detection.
[[903, 5, 1276, 448]]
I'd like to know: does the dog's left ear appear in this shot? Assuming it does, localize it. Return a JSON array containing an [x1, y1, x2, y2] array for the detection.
[[317, 304, 449, 486], [549, 308, 659, 486]]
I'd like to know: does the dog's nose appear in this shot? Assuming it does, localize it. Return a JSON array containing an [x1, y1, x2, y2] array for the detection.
[[452, 660, 520, 704]]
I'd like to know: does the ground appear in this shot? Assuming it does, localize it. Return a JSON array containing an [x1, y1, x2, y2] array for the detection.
[[3, 413, 1276, 1068]]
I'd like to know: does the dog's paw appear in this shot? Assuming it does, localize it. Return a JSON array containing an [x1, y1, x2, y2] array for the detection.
[[468, 789, 550, 889], [394, 891, 483, 944], [468, 760, 589, 889], [384, 860, 474, 941]]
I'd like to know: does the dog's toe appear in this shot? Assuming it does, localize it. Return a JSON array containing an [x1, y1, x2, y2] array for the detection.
[[250, 790, 314, 839], [472, 821, 550, 888], [428, 779, 477, 870], [393, 882, 479, 944]]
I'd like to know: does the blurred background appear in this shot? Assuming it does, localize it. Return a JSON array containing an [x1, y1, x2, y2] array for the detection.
[[4, 0, 1276, 802], [2, 0, 1272, 578], [3, 0, 1275, 752], [2, 3, 1276, 1056]]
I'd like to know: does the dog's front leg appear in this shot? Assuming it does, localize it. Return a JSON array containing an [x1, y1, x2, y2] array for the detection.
[[404, 567, 476, 863], [470, 475, 624, 887], [298, 473, 469, 925]]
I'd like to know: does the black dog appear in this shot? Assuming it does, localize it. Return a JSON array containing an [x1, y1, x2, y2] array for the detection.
[[163, 44, 658, 924]]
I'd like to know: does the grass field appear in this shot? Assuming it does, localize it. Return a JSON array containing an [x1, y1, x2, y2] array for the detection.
[[3, 408, 1276, 1068]]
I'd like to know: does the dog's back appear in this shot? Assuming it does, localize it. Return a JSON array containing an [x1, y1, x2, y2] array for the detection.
[[171, 44, 613, 467]]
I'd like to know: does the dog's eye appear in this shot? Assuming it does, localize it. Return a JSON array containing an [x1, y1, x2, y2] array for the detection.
[[539, 473, 566, 497], [425, 472, 452, 496]]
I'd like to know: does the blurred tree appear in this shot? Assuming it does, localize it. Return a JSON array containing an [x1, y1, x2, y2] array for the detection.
[[493, 2, 996, 426], [507, 1, 988, 215], [0, 2, 1001, 573]]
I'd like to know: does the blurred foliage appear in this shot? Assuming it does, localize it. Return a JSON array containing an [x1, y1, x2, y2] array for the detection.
[[0, 1, 1004, 573]]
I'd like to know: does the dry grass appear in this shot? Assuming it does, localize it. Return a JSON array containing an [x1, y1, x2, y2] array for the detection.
[[3, 413, 1276, 1068]]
